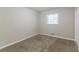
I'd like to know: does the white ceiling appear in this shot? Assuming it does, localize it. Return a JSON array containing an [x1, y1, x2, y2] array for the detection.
[[29, 7, 54, 12]]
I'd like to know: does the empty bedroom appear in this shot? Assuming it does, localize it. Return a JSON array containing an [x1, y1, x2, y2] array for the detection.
[[0, 7, 78, 52]]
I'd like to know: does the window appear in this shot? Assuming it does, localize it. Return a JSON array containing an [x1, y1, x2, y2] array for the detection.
[[47, 14, 58, 24]]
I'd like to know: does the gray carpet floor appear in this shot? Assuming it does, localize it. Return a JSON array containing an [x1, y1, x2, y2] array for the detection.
[[0, 34, 78, 52]]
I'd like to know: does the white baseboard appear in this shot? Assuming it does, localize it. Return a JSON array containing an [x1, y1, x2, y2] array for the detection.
[[39, 33, 75, 41], [0, 33, 38, 50], [0, 33, 75, 50]]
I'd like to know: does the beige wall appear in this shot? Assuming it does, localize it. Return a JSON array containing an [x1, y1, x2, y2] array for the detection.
[[39, 8, 75, 39], [0, 7, 38, 47]]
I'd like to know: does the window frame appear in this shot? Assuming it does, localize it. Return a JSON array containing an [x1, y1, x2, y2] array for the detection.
[[47, 13, 58, 24]]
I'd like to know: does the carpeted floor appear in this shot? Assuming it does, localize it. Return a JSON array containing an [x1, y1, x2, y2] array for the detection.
[[0, 34, 78, 52]]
